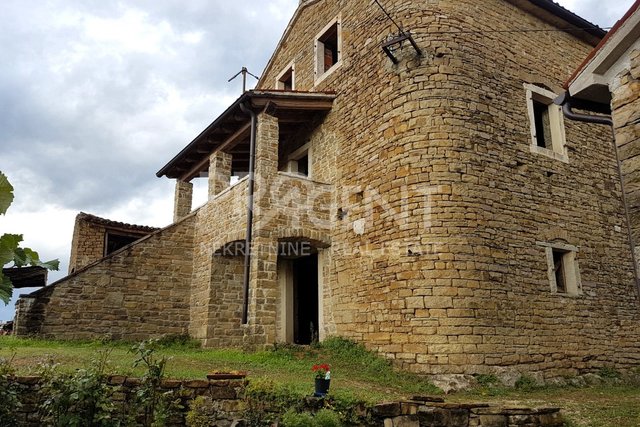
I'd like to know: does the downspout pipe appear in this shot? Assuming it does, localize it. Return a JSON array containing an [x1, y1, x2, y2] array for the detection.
[[240, 102, 257, 324], [555, 91, 640, 298], [553, 92, 612, 126]]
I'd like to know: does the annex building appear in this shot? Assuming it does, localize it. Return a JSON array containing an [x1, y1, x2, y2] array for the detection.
[[15, 0, 640, 381]]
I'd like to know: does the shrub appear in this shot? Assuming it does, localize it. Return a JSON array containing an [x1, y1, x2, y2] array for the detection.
[[281, 409, 316, 427], [314, 409, 343, 427], [515, 374, 538, 391], [474, 374, 499, 387], [598, 367, 621, 380], [38, 350, 118, 427], [0, 354, 20, 427]]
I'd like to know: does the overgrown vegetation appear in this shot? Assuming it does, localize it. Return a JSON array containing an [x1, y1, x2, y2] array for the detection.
[[128, 339, 182, 426], [1, 335, 640, 426], [38, 350, 117, 426], [0, 353, 20, 426]]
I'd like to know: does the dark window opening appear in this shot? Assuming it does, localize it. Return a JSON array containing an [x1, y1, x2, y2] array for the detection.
[[533, 99, 552, 149], [319, 23, 339, 73], [293, 254, 318, 345], [105, 233, 141, 256], [279, 68, 294, 91], [297, 154, 309, 176], [552, 249, 567, 293]]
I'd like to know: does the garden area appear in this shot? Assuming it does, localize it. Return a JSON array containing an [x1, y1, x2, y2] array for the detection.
[[0, 335, 638, 426]]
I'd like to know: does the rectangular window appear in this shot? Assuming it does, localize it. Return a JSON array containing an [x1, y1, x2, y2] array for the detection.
[[285, 143, 311, 178], [314, 17, 342, 84], [552, 249, 567, 293], [525, 84, 568, 162], [276, 62, 295, 91], [538, 241, 582, 295]]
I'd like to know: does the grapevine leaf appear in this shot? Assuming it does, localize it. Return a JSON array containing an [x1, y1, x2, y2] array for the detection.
[[0, 272, 13, 305], [0, 171, 14, 215]]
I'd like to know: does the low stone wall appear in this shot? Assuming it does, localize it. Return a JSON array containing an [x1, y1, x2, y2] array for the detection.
[[6, 375, 563, 427], [371, 399, 563, 427], [9, 375, 246, 427]]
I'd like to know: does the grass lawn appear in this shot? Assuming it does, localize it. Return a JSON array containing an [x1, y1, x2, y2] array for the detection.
[[1, 335, 639, 426]]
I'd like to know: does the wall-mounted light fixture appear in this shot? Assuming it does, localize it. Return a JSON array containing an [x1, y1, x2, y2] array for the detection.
[[382, 31, 422, 64]]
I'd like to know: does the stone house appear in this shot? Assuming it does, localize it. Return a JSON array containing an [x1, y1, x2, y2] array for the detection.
[[16, 0, 640, 380]]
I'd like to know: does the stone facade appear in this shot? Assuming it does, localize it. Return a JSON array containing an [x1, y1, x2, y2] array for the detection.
[[15, 214, 195, 340], [68, 212, 159, 274], [15, 0, 640, 381], [612, 49, 640, 245], [244, 0, 639, 378]]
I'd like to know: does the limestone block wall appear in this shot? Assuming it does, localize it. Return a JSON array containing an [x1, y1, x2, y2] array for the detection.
[[68, 215, 106, 274], [15, 215, 196, 340], [609, 48, 640, 368], [612, 49, 640, 243], [189, 179, 248, 343], [257, 0, 640, 377], [68, 213, 159, 274]]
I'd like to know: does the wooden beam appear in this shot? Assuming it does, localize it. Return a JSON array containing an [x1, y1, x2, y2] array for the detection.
[[179, 122, 252, 182]]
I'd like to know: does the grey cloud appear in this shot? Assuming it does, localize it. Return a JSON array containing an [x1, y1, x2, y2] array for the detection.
[[0, 0, 298, 213]]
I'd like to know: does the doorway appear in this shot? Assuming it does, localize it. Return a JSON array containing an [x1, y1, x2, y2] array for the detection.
[[292, 254, 318, 345]]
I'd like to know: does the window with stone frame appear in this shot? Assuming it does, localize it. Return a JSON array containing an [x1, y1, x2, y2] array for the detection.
[[314, 17, 342, 84], [524, 83, 568, 162], [276, 62, 295, 91], [284, 143, 311, 178], [537, 241, 582, 295]]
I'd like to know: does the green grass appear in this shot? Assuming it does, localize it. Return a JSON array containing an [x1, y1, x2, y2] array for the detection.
[[1, 335, 639, 426], [0, 335, 438, 403], [450, 382, 640, 427]]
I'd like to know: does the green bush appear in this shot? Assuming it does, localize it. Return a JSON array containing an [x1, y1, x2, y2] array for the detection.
[[598, 367, 621, 380], [280, 409, 343, 427], [281, 409, 316, 427], [0, 354, 20, 427], [515, 374, 538, 391], [38, 350, 117, 427], [314, 409, 343, 427], [474, 374, 499, 387]]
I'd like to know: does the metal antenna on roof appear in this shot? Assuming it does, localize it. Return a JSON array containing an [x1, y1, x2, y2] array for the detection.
[[228, 67, 260, 93]]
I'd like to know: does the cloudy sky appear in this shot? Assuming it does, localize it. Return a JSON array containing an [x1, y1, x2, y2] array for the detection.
[[0, 0, 634, 320]]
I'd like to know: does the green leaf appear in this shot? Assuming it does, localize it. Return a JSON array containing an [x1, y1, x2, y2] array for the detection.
[[0, 171, 14, 215], [17, 247, 40, 267], [0, 234, 23, 266], [38, 259, 60, 271], [0, 272, 13, 305]]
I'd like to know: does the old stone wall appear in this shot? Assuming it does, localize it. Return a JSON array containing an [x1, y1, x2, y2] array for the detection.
[[8, 375, 246, 427], [612, 49, 640, 245], [256, 0, 640, 378], [15, 214, 196, 340], [68, 214, 105, 274], [609, 47, 640, 368], [6, 374, 563, 427], [67, 213, 158, 274], [189, 179, 249, 345]]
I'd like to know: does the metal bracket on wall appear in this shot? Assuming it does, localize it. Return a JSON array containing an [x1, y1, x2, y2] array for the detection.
[[382, 32, 422, 64]]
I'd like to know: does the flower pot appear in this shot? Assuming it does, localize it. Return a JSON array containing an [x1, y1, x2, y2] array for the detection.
[[314, 378, 330, 397]]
